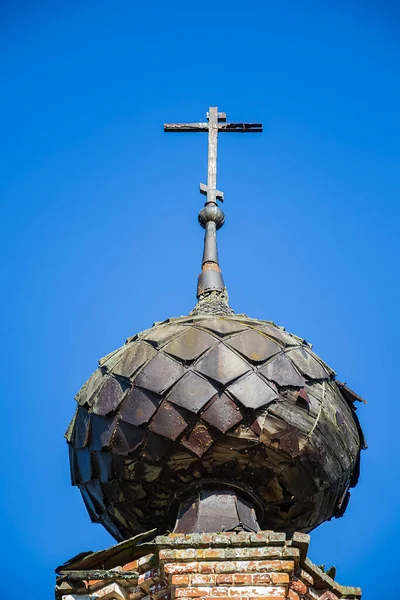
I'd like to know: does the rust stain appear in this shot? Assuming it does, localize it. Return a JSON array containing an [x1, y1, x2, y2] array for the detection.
[[202, 262, 221, 273]]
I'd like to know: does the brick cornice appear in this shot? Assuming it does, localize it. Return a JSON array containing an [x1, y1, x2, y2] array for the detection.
[[56, 531, 362, 600]]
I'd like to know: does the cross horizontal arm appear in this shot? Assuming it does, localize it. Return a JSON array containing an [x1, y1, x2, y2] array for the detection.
[[164, 122, 262, 133], [218, 122, 262, 133], [164, 123, 208, 132]]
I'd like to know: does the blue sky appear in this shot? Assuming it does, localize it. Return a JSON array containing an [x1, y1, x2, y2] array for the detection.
[[1, 2, 399, 598]]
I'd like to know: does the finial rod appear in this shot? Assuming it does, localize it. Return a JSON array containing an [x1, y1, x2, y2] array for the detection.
[[197, 216, 225, 297]]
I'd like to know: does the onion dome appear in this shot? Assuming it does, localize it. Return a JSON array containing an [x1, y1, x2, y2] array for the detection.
[[66, 310, 365, 541], [66, 107, 365, 541]]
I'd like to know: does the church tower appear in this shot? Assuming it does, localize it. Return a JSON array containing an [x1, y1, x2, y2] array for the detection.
[[56, 108, 365, 600]]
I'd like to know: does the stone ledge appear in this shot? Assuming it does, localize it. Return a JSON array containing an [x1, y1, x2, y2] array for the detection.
[[155, 533, 289, 550], [159, 547, 299, 564]]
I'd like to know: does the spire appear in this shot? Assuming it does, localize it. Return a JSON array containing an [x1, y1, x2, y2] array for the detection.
[[164, 106, 262, 308]]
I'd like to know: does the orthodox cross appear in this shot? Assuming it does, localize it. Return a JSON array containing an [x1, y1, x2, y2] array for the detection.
[[164, 107, 262, 205], [164, 107, 262, 299]]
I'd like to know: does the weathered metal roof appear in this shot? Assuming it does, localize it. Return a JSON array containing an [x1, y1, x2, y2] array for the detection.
[[56, 529, 156, 574]]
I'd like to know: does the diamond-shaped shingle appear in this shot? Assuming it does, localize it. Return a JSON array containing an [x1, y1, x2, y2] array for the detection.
[[119, 387, 161, 426], [141, 324, 187, 348], [91, 376, 127, 416], [286, 347, 329, 380], [149, 401, 191, 440], [111, 342, 157, 379], [259, 324, 301, 347], [112, 421, 145, 456], [167, 372, 218, 413], [134, 353, 186, 393], [163, 327, 218, 362], [92, 451, 113, 482], [195, 343, 251, 386], [259, 353, 306, 387], [75, 448, 92, 483], [228, 373, 278, 409], [227, 329, 280, 363], [202, 393, 243, 433], [74, 406, 91, 448], [194, 318, 248, 337], [181, 421, 214, 457], [89, 414, 118, 451], [75, 368, 104, 406]]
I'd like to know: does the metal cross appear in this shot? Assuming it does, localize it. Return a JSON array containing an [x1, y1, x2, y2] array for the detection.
[[164, 107, 262, 205]]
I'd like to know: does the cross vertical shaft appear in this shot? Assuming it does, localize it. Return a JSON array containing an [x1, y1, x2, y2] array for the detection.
[[207, 107, 218, 206]]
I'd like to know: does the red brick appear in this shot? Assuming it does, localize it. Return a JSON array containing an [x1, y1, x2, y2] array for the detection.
[[159, 550, 175, 561], [123, 559, 139, 571], [210, 588, 230, 597], [233, 574, 252, 585], [216, 575, 233, 585], [233, 533, 251, 546], [191, 575, 216, 585], [212, 534, 232, 547], [175, 588, 210, 598], [198, 563, 216, 574], [299, 569, 314, 585], [250, 533, 270, 545], [203, 549, 226, 559], [176, 549, 201, 560], [270, 574, 289, 585], [252, 574, 272, 584], [291, 579, 307, 595], [268, 532, 286, 545], [171, 575, 190, 586], [164, 562, 216, 575], [198, 534, 213, 545], [137, 553, 155, 572], [86, 579, 101, 588], [231, 587, 285, 597]]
